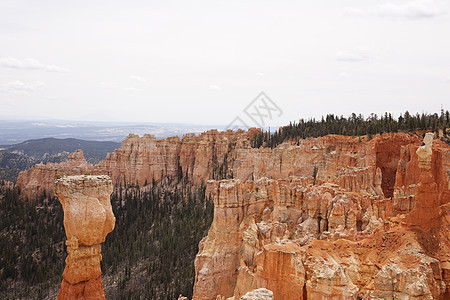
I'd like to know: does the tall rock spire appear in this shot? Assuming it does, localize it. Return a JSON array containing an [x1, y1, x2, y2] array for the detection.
[[55, 175, 115, 300]]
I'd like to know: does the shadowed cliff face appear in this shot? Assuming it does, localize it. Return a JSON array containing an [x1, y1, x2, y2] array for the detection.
[[375, 135, 407, 198], [192, 133, 450, 300]]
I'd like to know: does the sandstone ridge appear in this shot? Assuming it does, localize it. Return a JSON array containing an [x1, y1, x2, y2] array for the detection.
[[18, 131, 440, 203], [17, 149, 93, 200]]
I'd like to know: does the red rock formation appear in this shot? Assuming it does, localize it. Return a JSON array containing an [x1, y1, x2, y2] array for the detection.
[[94, 130, 263, 187], [16, 150, 93, 200], [393, 134, 450, 216], [94, 134, 182, 186], [16, 130, 259, 199], [17, 132, 421, 203], [55, 175, 115, 300], [13, 130, 450, 298], [193, 134, 450, 300], [193, 178, 387, 299]]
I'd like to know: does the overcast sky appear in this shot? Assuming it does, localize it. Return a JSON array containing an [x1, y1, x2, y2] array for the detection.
[[0, 0, 449, 127]]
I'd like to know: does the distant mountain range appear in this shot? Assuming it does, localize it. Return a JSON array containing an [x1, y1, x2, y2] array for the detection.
[[0, 119, 219, 145], [0, 137, 121, 182], [0, 137, 120, 160], [0, 119, 243, 182]]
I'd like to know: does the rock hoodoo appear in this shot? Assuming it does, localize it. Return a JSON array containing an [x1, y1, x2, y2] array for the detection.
[[416, 132, 434, 170], [55, 175, 115, 300]]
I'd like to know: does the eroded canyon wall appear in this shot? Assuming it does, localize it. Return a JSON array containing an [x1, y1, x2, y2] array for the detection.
[[16, 150, 93, 200], [13, 130, 450, 299], [193, 133, 450, 299], [17, 131, 424, 202]]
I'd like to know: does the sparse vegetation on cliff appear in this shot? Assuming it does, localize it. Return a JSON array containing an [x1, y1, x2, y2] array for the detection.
[[0, 183, 65, 299], [251, 110, 450, 148], [0, 138, 121, 182], [0, 179, 213, 299], [103, 180, 213, 299]]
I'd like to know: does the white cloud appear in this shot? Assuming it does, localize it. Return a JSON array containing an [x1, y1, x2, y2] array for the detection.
[[130, 75, 146, 82], [0, 57, 69, 72], [344, 8, 366, 17], [0, 98, 14, 105], [378, 0, 446, 19], [101, 81, 118, 89], [102, 82, 142, 91], [208, 85, 221, 90], [339, 71, 350, 78], [345, 0, 446, 20], [336, 46, 372, 62], [122, 87, 141, 92], [256, 72, 265, 77], [1, 81, 46, 94]]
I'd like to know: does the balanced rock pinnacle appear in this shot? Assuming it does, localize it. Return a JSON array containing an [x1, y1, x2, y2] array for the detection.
[[416, 132, 434, 170], [55, 175, 115, 300]]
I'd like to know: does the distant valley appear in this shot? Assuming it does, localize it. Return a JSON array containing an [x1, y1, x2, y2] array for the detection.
[[0, 137, 120, 181], [0, 119, 218, 182], [0, 120, 217, 145]]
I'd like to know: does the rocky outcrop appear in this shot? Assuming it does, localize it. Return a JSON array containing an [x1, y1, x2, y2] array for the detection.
[[392, 132, 450, 216], [240, 288, 273, 300], [17, 150, 93, 200], [94, 130, 260, 187], [55, 175, 115, 300], [193, 133, 450, 300], [12, 129, 450, 298], [16, 130, 258, 199], [193, 178, 385, 299], [17, 132, 422, 202]]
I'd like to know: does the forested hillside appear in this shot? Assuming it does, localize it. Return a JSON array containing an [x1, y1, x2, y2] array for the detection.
[[252, 110, 450, 148], [0, 138, 120, 182], [0, 138, 120, 161], [0, 179, 213, 299]]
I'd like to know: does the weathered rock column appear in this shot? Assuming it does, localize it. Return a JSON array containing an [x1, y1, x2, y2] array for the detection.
[[405, 132, 439, 230], [55, 175, 115, 300]]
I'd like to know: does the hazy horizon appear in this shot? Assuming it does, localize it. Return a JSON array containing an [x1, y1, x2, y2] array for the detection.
[[1, 0, 449, 128]]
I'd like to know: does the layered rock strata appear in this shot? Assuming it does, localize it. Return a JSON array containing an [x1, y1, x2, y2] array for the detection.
[[393, 133, 450, 216], [13, 130, 450, 298], [193, 133, 450, 299], [18, 131, 427, 202], [17, 150, 93, 200], [55, 175, 115, 300]]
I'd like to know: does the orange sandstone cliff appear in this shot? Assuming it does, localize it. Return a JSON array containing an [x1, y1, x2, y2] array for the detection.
[[192, 133, 450, 299], [55, 175, 115, 300], [16, 129, 257, 198], [16, 150, 93, 200], [17, 131, 421, 201], [15, 130, 449, 299]]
